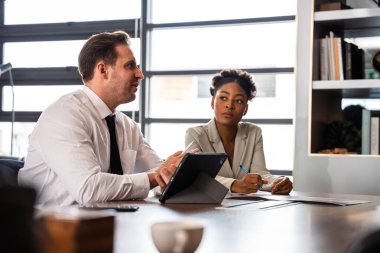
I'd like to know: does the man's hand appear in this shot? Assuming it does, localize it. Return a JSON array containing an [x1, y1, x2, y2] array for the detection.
[[154, 164, 177, 190], [157, 151, 184, 173], [148, 151, 185, 190]]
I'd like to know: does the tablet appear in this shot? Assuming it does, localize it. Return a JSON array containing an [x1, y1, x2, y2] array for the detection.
[[159, 153, 227, 204]]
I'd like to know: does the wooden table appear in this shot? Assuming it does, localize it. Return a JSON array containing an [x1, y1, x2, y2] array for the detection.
[[111, 191, 380, 253]]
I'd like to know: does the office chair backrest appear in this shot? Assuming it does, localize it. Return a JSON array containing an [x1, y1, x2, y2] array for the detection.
[[0, 186, 37, 253], [347, 228, 380, 253], [0, 158, 24, 187]]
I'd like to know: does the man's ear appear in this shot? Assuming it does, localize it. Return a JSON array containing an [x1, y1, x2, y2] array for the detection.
[[211, 97, 215, 110], [97, 62, 107, 75]]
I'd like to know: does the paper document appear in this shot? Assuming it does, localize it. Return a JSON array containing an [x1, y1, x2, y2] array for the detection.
[[225, 192, 371, 206], [219, 199, 298, 210]]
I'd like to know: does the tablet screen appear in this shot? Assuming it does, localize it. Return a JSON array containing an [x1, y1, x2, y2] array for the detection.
[[159, 153, 227, 203]]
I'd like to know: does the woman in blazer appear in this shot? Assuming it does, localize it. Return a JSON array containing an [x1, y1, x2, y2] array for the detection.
[[185, 69, 293, 194]]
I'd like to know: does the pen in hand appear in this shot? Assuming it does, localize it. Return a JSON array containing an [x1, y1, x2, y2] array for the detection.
[[239, 164, 249, 174], [239, 164, 266, 190]]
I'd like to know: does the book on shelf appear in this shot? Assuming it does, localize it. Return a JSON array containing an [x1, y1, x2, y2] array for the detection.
[[319, 32, 365, 81], [319, 36, 329, 80], [328, 31, 336, 80], [319, 31, 343, 80], [342, 40, 352, 79], [342, 40, 365, 80], [333, 36, 344, 80], [350, 42, 365, 79], [362, 109, 380, 155], [370, 116, 379, 155]]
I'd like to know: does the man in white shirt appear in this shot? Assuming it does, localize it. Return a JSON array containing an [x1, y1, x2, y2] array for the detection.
[[18, 31, 183, 206]]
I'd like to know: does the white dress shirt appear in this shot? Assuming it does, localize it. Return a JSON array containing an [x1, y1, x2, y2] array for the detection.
[[18, 86, 161, 206]]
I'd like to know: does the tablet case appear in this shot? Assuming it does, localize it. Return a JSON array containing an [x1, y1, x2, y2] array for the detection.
[[159, 153, 228, 204]]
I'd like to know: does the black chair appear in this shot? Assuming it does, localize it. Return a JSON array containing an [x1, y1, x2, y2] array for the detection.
[[347, 228, 380, 253], [0, 186, 37, 253], [0, 158, 24, 187], [0, 158, 37, 253]]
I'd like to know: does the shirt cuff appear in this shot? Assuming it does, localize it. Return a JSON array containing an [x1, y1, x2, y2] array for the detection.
[[128, 173, 150, 199], [215, 176, 235, 192]]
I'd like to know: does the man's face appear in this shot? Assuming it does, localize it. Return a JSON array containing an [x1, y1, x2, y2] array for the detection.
[[106, 44, 144, 106]]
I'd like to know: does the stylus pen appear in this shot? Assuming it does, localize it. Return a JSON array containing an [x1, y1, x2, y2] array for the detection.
[[182, 141, 195, 154]]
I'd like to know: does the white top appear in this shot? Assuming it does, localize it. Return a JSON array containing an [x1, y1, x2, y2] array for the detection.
[[18, 86, 161, 206]]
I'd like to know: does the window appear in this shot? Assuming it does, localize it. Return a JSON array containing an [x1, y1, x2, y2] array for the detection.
[[148, 73, 294, 119], [0, 0, 297, 174], [143, 0, 297, 173], [4, 39, 141, 68], [149, 23, 295, 70], [4, 0, 141, 24], [0, 0, 140, 156], [149, 0, 296, 23]]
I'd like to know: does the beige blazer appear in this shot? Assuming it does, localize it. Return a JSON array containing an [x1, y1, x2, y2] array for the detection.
[[185, 119, 278, 191]]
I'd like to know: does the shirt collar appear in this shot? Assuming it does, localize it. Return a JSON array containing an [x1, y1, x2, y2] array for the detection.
[[82, 85, 112, 119]]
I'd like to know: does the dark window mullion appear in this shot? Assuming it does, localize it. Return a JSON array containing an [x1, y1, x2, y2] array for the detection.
[[145, 118, 293, 125], [145, 68, 294, 77], [147, 16, 296, 29], [0, 111, 139, 122], [0, 19, 140, 42]]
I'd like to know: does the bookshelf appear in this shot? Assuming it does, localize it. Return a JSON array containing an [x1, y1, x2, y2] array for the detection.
[[311, 1, 380, 154], [294, 0, 380, 195]]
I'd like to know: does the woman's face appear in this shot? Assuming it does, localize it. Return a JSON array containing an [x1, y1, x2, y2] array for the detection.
[[212, 81, 248, 127]]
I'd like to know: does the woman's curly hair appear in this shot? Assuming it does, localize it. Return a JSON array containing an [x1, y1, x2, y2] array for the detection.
[[210, 69, 257, 101]]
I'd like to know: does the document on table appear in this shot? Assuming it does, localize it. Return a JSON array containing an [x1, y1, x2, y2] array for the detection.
[[225, 192, 371, 206], [220, 198, 299, 210]]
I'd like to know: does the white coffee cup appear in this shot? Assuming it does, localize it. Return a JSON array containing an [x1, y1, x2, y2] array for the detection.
[[151, 219, 204, 253]]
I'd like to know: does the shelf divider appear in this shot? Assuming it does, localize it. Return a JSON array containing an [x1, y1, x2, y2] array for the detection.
[[313, 79, 380, 89]]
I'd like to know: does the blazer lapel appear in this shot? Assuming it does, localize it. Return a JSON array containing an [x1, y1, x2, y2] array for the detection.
[[207, 119, 225, 153], [206, 119, 234, 178], [232, 124, 248, 178]]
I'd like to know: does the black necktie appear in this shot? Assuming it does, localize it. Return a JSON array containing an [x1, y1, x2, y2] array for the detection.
[[105, 115, 123, 175]]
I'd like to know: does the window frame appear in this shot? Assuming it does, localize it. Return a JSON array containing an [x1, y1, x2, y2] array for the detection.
[[0, 18, 140, 123], [140, 0, 295, 174]]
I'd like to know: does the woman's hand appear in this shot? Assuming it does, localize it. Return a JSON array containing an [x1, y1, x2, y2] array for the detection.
[[231, 174, 268, 194], [271, 177, 293, 195]]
